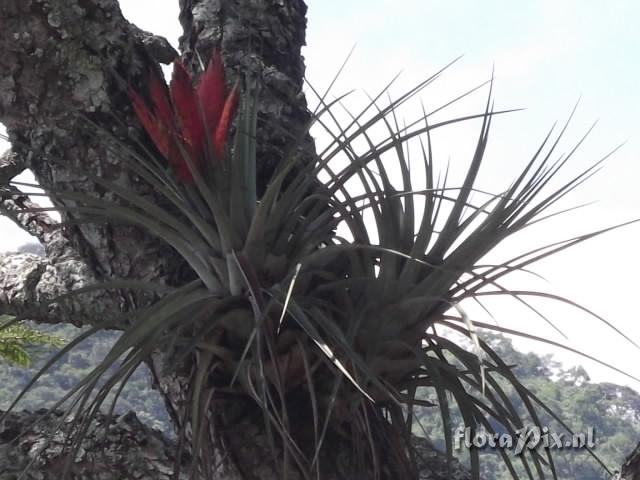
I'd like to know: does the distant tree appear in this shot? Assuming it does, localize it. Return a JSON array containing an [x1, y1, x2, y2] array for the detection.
[[413, 334, 640, 479], [16, 242, 45, 256], [0, 316, 64, 367]]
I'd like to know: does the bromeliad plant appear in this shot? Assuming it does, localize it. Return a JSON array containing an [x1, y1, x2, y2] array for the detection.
[[3, 53, 639, 479]]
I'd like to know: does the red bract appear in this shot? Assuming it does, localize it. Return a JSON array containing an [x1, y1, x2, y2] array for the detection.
[[128, 52, 239, 182]]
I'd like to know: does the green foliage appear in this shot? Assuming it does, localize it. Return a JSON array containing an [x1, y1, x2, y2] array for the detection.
[[0, 315, 65, 367], [2, 325, 636, 480], [3, 61, 638, 480], [0, 322, 172, 435], [414, 332, 640, 479]]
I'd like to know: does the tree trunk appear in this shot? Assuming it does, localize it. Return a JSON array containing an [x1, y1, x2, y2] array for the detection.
[[0, 1, 469, 478]]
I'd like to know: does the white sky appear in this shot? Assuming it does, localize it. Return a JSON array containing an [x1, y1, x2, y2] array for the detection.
[[1, 0, 639, 391]]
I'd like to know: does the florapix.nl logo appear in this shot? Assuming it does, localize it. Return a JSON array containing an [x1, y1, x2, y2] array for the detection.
[[454, 426, 596, 455]]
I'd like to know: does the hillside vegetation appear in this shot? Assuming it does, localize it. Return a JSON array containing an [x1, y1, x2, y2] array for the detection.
[[1, 323, 637, 479]]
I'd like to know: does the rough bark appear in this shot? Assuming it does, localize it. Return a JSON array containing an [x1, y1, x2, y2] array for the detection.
[[0, 410, 470, 480], [0, 0, 178, 326], [178, 0, 315, 196], [0, 1, 468, 478], [0, 410, 188, 480], [0, 252, 124, 327]]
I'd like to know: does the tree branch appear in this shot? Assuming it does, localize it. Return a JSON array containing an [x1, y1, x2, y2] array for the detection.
[[0, 184, 60, 248], [0, 0, 180, 285], [130, 25, 179, 64], [0, 147, 76, 259], [0, 410, 188, 480], [0, 149, 25, 183], [0, 252, 127, 328]]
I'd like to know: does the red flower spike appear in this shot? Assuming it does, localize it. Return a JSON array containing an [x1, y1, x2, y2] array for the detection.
[[147, 70, 174, 136], [196, 52, 226, 139], [128, 86, 170, 158], [167, 140, 194, 182], [170, 61, 204, 160], [128, 51, 238, 183], [213, 80, 240, 159]]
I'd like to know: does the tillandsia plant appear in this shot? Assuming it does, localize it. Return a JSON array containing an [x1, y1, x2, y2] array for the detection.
[[3, 52, 639, 480]]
